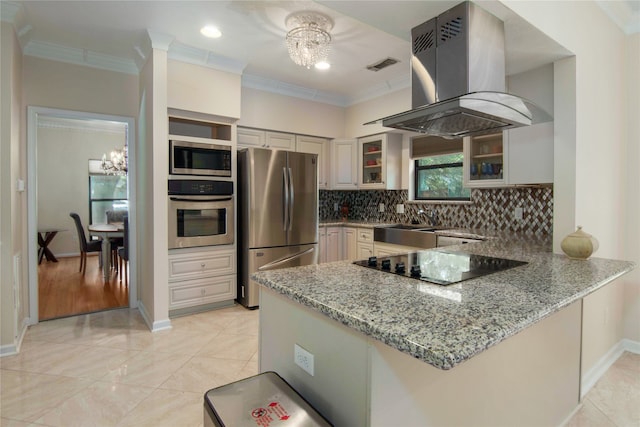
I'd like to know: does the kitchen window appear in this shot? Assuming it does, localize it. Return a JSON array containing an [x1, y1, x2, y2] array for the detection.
[[411, 135, 470, 201], [88, 160, 128, 223]]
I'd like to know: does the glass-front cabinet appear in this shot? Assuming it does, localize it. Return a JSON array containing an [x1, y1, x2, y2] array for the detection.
[[463, 132, 508, 187], [358, 133, 402, 189]]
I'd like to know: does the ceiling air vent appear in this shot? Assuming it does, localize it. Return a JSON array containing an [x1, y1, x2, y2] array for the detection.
[[366, 57, 400, 72]]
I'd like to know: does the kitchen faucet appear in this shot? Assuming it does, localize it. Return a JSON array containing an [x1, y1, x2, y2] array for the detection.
[[418, 209, 439, 226]]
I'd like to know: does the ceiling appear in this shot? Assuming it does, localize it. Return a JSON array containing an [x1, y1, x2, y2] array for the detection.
[[1, 1, 636, 107]]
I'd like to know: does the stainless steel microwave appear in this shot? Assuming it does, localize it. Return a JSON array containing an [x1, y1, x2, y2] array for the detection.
[[169, 140, 232, 177]]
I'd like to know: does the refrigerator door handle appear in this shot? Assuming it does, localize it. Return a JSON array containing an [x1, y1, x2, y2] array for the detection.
[[257, 247, 315, 271], [287, 167, 294, 231], [282, 167, 289, 231]]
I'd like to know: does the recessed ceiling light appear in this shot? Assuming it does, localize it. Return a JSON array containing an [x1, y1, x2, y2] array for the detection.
[[200, 25, 222, 39], [315, 61, 330, 70]]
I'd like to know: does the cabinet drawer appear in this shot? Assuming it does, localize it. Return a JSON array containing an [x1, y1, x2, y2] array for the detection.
[[169, 274, 236, 309], [357, 228, 373, 243], [169, 249, 236, 281]]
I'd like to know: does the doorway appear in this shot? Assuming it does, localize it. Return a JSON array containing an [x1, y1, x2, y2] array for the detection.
[[27, 106, 137, 323]]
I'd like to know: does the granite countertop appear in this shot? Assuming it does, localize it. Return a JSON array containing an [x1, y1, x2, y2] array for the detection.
[[252, 237, 635, 370]]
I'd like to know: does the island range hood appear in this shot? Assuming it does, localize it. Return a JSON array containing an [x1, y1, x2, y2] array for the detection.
[[372, 1, 552, 138]]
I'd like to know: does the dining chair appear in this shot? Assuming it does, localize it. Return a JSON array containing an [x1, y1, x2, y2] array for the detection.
[[106, 210, 126, 272], [118, 215, 129, 285], [69, 212, 102, 275]]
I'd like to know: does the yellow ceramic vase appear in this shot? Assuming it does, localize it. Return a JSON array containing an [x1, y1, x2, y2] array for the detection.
[[561, 226, 599, 260]]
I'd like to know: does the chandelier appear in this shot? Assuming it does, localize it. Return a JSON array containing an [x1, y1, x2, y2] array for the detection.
[[285, 11, 333, 69], [101, 145, 128, 175]]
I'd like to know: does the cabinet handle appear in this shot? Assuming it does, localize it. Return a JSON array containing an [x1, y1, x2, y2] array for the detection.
[[201, 289, 205, 296], [201, 263, 206, 268]]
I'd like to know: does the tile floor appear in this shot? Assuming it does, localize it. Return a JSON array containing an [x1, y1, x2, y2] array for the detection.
[[0, 306, 638, 427]]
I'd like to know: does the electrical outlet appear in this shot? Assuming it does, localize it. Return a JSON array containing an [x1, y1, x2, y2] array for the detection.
[[396, 204, 405, 214], [514, 207, 523, 221], [379, 203, 385, 213], [334, 203, 339, 212], [294, 344, 314, 376]]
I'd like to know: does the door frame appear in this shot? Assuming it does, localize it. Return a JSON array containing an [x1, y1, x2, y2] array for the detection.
[[27, 106, 138, 324]]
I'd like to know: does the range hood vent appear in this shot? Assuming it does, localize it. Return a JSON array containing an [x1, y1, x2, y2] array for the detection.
[[370, 1, 552, 138]]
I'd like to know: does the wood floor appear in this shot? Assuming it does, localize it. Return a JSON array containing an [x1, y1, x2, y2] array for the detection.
[[38, 254, 128, 321]]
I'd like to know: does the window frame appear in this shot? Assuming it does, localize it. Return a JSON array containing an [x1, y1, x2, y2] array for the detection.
[[413, 154, 470, 202]]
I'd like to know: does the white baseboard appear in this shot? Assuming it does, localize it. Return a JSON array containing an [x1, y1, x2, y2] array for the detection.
[[137, 301, 172, 332], [0, 318, 30, 357], [581, 338, 640, 398]]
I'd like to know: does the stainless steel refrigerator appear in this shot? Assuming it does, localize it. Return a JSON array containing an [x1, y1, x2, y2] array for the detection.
[[237, 147, 319, 308]]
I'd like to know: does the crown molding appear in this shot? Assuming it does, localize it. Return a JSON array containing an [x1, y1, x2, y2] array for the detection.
[[23, 40, 138, 75], [242, 73, 349, 107], [146, 29, 174, 51], [168, 41, 246, 75], [347, 74, 410, 106], [0, 1, 20, 23], [596, 0, 640, 35]]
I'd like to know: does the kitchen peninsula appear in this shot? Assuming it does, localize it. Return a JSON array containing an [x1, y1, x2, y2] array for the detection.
[[252, 237, 635, 426]]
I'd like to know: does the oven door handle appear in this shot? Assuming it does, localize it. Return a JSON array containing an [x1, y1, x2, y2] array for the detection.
[[169, 196, 233, 202], [257, 247, 315, 271]]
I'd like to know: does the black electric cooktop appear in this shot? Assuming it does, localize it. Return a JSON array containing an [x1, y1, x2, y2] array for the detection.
[[353, 251, 527, 286]]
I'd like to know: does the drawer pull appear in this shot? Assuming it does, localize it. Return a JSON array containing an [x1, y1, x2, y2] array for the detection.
[[201, 263, 206, 268]]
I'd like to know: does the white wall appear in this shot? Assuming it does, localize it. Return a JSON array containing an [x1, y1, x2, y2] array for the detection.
[[501, 0, 639, 371], [238, 87, 345, 138], [0, 21, 26, 354], [36, 124, 125, 256], [344, 87, 411, 138], [623, 33, 640, 342]]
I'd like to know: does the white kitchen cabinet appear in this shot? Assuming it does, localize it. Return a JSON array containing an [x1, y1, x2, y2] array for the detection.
[[266, 131, 295, 150], [331, 139, 358, 190], [463, 123, 554, 187], [237, 127, 265, 148], [296, 135, 328, 189], [356, 228, 374, 260], [237, 128, 295, 150], [463, 132, 508, 188], [343, 227, 357, 261], [359, 133, 402, 190], [325, 227, 342, 262], [319, 227, 327, 263], [463, 64, 554, 188], [505, 122, 553, 185], [168, 247, 236, 313], [374, 241, 423, 257]]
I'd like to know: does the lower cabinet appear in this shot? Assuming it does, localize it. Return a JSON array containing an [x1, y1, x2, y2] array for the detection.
[[373, 242, 423, 257], [356, 228, 374, 260], [319, 226, 375, 263], [168, 247, 236, 313], [326, 227, 342, 262], [343, 227, 357, 261]]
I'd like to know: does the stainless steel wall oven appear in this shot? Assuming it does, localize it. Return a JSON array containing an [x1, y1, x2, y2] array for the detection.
[[168, 180, 234, 249]]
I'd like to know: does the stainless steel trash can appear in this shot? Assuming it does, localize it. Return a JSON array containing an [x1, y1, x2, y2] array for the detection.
[[204, 371, 333, 427]]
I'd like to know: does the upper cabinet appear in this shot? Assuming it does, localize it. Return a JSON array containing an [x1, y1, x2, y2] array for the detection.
[[463, 64, 554, 188], [237, 128, 328, 189], [237, 128, 296, 150], [330, 139, 358, 190], [296, 135, 328, 189], [358, 133, 402, 190], [463, 133, 508, 187], [266, 132, 295, 150]]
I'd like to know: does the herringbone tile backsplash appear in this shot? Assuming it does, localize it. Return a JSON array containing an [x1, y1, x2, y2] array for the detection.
[[319, 187, 553, 235]]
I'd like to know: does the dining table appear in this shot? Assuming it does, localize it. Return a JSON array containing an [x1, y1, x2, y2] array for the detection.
[[37, 228, 66, 264], [88, 222, 124, 282]]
